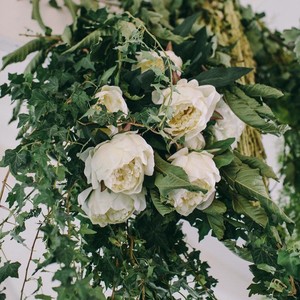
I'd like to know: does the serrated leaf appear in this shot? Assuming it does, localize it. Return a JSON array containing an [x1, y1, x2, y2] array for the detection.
[[24, 50, 46, 74], [223, 240, 253, 262], [232, 194, 268, 227], [2, 39, 45, 70], [195, 67, 252, 87], [278, 249, 300, 280], [154, 153, 206, 198], [63, 29, 105, 54], [0, 261, 21, 283], [234, 151, 278, 181], [240, 84, 284, 99], [222, 157, 294, 229], [150, 190, 174, 216]]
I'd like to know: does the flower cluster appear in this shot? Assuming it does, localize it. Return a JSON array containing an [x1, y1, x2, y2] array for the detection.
[[77, 49, 245, 227]]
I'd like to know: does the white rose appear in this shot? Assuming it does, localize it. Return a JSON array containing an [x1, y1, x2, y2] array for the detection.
[[168, 148, 221, 216], [93, 85, 128, 115], [212, 99, 245, 148], [152, 79, 221, 138], [134, 50, 182, 75], [82, 132, 154, 194], [78, 187, 146, 227]]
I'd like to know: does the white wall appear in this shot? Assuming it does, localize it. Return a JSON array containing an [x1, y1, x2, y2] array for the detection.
[[0, 0, 299, 299]]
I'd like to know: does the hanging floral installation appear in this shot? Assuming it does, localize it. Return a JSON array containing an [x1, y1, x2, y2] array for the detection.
[[0, 0, 299, 299]]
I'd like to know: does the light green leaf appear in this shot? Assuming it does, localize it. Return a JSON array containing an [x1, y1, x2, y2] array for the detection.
[[203, 200, 226, 215], [63, 29, 111, 54], [223, 240, 253, 262], [257, 263, 276, 275], [278, 249, 300, 280], [206, 138, 235, 154], [240, 83, 284, 99], [0, 261, 21, 283], [222, 157, 294, 228], [154, 152, 206, 198], [152, 24, 185, 44], [213, 151, 234, 169], [64, 0, 79, 22], [2, 38, 45, 70], [195, 67, 252, 87], [32, 0, 51, 33], [234, 151, 278, 181], [232, 194, 268, 227], [224, 87, 284, 135], [24, 50, 46, 74], [150, 190, 174, 216]]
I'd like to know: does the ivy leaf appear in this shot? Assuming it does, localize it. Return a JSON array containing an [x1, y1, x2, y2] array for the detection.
[[240, 84, 284, 99], [0, 261, 21, 283], [232, 194, 268, 227], [234, 151, 278, 181], [154, 152, 206, 198], [222, 157, 294, 231], [2, 38, 45, 70], [195, 67, 252, 87], [203, 200, 226, 240]]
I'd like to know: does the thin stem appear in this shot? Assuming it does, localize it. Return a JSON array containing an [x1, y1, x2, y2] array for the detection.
[[20, 223, 42, 300], [0, 170, 10, 203]]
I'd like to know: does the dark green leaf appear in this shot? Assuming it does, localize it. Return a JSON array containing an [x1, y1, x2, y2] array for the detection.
[[278, 250, 300, 280], [213, 150, 234, 169], [0, 261, 21, 283], [195, 67, 252, 87], [173, 13, 201, 36], [240, 84, 284, 99]]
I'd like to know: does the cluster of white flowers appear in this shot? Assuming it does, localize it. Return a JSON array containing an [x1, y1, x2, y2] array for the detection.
[[78, 50, 245, 226]]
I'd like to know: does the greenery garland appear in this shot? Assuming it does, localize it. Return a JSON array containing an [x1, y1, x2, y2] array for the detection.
[[0, 0, 299, 299]]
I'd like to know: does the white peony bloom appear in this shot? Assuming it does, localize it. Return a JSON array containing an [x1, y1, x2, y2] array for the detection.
[[152, 79, 221, 138], [134, 50, 183, 75], [82, 132, 154, 194], [78, 187, 146, 227], [168, 148, 221, 216], [212, 99, 245, 148], [183, 132, 206, 150], [93, 85, 128, 115]]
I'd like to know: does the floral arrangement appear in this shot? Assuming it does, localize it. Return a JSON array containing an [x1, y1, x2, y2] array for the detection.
[[0, 0, 299, 299]]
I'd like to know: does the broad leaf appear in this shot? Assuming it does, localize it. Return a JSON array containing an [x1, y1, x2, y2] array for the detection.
[[0, 261, 21, 283], [223, 240, 253, 262], [222, 157, 293, 229], [232, 194, 268, 227], [224, 87, 284, 135], [32, 0, 51, 33], [240, 84, 284, 99], [213, 150, 234, 169], [195, 67, 252, 87], [173, 13, 201, 36], [2, 38, 45, 70], [206, 138, 235, 154], [154, 152, 206, 198], [278, 250, 300, 280], [150, 189, 174, 216], [234, 151, 278, 181], [203, 200, 226, 240], [24, 51, 46, 74]]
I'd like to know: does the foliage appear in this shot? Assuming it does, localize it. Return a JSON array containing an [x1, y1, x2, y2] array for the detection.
[[0, 0, 299, 299]]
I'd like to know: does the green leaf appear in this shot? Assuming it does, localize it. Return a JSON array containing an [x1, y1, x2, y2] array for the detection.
[[24, 50, 46, 74], [240, 84, 284, 99], [232, 194, 268, 227], [63, 29, 106, 54], [213, 150, 234, 169], [203, 200, 226, 240], [234, 151, 278, 181], [150, 190, 174, 216], [277, 250, 300, 280], [64, 0, 79, 22], [173, 13, 201, 36], [2, 39, 45, 70], [195, 67, 252, 87], [0, 261, 21, 283], [256, 263, 276, 275], [224, 87, 284, 135], [206, 138, 235, 154], [35, 295, 53, 300], [154, 152, 206, 198], [222, 157, 294, 228], [32, 0, 51, 34], [223, 240, 253, 262]]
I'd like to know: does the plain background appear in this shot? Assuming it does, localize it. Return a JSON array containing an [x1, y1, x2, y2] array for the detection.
[[0, 0, 299, 299]]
